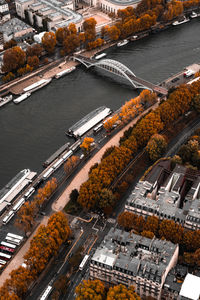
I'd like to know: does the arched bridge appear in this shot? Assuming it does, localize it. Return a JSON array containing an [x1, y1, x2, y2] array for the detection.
[[73, 54, 168, 95]]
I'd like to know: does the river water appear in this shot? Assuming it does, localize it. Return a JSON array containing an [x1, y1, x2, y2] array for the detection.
[[1, 19, 200, 188]]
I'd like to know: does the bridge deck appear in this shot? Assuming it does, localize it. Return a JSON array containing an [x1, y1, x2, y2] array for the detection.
[[74, 54, 168, 95]]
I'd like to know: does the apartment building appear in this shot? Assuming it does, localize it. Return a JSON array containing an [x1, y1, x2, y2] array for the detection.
[[90, 228, 179, 300], [125, 161, 200, 230]]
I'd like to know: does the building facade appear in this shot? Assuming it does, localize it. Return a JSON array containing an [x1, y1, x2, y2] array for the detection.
[[90, 228, 179, 300]]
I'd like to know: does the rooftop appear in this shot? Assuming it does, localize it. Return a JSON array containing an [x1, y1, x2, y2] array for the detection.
[[179, 273, 200, 300], [0, 18, 33, 35], [91, 228, 178, 282]]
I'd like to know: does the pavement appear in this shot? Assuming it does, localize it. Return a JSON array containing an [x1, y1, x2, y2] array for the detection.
[[52, 102, 158, 212]]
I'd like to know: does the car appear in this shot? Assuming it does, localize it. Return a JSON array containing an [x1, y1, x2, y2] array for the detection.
[[171, 77, 179, 83]]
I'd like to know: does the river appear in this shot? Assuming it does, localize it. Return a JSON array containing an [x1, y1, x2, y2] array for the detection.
[[1, 19, 200, 188]]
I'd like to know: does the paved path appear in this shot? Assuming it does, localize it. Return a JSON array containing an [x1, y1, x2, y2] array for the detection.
[[52, 102, 158, 211], [0, 102, 157, 288]]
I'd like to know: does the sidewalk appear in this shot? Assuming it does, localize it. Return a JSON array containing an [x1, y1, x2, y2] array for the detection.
[[52, 102, 158, 211], [0, 217, 48, 287]]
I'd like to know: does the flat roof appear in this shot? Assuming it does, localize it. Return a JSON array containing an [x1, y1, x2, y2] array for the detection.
[[180, 273, 200, 300]]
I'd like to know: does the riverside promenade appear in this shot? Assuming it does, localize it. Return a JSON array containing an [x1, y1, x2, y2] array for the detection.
[[0, 101, 158, 288]]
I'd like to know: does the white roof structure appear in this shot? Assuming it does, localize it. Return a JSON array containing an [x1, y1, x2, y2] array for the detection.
[[33, 32, 46, 43], [180, 273, 200, 300]]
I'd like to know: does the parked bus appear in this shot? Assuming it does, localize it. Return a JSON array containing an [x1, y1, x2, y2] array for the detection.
[[52, 158, 64, 170], [79, 255, 90, 271], [7, 233, 23, 241], [0, 259, 7, 265], [13, 197, 25, 212], [62, 150, 73, 162], [2, 211, 15, 225], [40, 285, 52, 300], [24, 187, 35, 199], [1, 241, 16, 249], [93, 123, 103, 134], [70, 140, 81, 153], [0, 246, 14, 253], [0, 252, 11, 260], [42, 167, 54, 180], [5, 236, 21, 246]]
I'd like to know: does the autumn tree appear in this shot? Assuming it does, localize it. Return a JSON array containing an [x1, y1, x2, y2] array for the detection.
[[80, 137, 94, 154], [83, 18, 97, 43], [15, 201, 37, 234], [3, 39, 17, 50], [159, 219, 184, 244], [107, 25, 121, 41], [118, 211, 137, 230], [2, 72, 15, 82], [56, 27, 69, 44], [63, 34, 80, 54], [69, 189, 79, 202], [42, 32, 56, 54], [26, 44, 43, 57], [75, 279, 105, 300], [191, 94, 200, 113], [2, 46, 26, 73], [104, 114, 119, 132], [139, 89, 157, 106], [64, 155, 80, 174], [146, 134, 167, 161], [107, 284, 141, 300], [27, 55, 39, 68]]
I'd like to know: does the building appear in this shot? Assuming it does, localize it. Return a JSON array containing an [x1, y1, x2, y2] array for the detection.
[[90, 228, 179, 300], [125, 160, 200, 230], [179, 273, 200, 300], [15, 0, 83, 31], [0, 17, 34, 42], [0, 0, 10, 23]]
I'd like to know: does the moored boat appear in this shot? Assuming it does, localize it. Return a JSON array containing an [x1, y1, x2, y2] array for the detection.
[[23, 78, 52, 93], [13, 92, 31, 104], [55, 66, 76, 79], [172, 16, 190, 26], [117, 39, 129, 47]]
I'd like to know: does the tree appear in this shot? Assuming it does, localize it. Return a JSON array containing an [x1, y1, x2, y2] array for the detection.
[[80, 137, 94, 154], [75, 279, 105, 300], [69, 189, 79, 202], [139, 89, 157, 106], [64, 155, 80, 174], [63, 34, 80, 54], [27, 55, 39, 68], [171, 155, 182, 169], [2, 46, 26, 73], [42, 32, 56, 54], [191, 94, 200, 113], [98, 188, 115, 209], [2, 72, 15, 82], [107, 284, 141, 300], [104, 114, 119, 132], [146, 134, 167, 161], [3, 39, 17, 50], [107, 25, 121, 41], [26, 44, 43, 57], [118, 211, 137, 230], [56, 27, 69, 44]]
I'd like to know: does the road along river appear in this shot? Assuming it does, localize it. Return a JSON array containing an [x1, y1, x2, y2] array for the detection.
[[1, 18, 200, 187]]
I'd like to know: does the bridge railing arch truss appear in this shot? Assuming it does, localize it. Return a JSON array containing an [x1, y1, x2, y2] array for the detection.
[[74, 56, 153, 91]]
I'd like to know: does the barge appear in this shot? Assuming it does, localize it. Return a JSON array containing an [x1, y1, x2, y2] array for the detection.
[[55, 66, 76, 79], [23, 78, 52, 93], [13, 92, 31, 104], [66, 106, 112, 138]]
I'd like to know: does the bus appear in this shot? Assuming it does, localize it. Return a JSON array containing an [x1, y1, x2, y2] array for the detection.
[[7, 233, 23, 241], [52, 158, 64, 170], [70, 140, 81, 153], [42, 167, 54, 180], [0, 252, 11, 260], [0, 259, 7, 265], [1, 241, 16, 249], [5, 236, 21, 246], [24, 187, 35, 199], [2, 211, 15, 225], [93, 123, 103, 134], [79, 255, 90, 271], [62, 150, 73, 162], [0, 246, 14, 253], [13, 197, 25, 212], [40, 285, 52, 300]]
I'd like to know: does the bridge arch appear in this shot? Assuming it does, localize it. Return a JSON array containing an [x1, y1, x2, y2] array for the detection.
[[73, 56, 153, 91]]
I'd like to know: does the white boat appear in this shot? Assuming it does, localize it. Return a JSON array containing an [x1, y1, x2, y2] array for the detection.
[[23, 78, 52, 93], [190, 11, 200, 18], [55, 66, 76, 79], [13, 92, 31, 104], [95, 53, 107, 60], [117, 39, 129, 47], [172, 17, 190, 26], [0, 94, 13, 107]]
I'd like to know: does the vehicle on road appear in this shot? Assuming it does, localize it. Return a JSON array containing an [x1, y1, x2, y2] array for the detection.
[[117, 39, 129, 47], [79, 254, 90, 271]]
